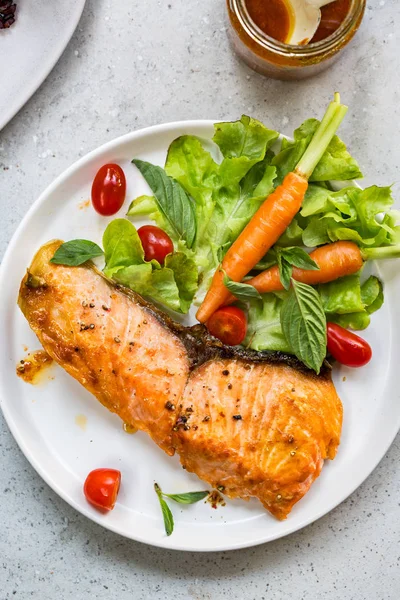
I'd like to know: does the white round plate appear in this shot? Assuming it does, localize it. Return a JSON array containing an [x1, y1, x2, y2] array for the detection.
[[0, 0, 86, 132], [1, 121, 400, 552]]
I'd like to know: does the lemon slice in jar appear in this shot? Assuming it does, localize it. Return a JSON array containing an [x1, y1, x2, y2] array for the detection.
[[286, 0, 336, 45]]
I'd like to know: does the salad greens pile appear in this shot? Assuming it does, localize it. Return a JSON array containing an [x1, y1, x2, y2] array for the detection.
[[127, 115, 396, 329], [52, 112, 399, 372]]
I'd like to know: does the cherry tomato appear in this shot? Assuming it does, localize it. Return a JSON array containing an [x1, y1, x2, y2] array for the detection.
[[206, 306, 247, 346], [137, 225, 174, 265], [91, 164, 126, 216], [83, 468, 121, 512], [326, 322, 372, 368]]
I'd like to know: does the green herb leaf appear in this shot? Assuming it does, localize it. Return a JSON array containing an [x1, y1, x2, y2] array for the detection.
[[132, 159, 197, 248], [164, 491, 209, 504], [50, 240, 104, 266], [279, 247, 319, 271], [276, 247, 319, 291], [154, 483, 174, 536], [222, 271, 262, 300], [276, 251, 293, 291], [280, 280, 327, 373]]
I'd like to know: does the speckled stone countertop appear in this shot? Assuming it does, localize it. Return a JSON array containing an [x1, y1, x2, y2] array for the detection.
[[1, 1, 399, 598]]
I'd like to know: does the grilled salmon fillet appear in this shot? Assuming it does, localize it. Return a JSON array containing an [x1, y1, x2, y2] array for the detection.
[[18, 241, 343, 519]]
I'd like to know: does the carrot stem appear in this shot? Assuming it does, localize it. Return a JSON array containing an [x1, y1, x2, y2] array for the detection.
[[362, 245, 400, 261], [295, 93, 348, 180]]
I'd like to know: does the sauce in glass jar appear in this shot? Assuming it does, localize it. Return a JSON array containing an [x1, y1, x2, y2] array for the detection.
[[226, 0, 365, 80], [245, 0, 291, 43], [243, 0, 352, 45], [312, 0, 352, 42]]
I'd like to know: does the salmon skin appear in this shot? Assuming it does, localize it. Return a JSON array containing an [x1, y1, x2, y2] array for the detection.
[[18, 241, 343, 520]]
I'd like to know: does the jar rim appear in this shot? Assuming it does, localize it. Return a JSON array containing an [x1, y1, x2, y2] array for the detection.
[[230, 0, 366, 57]]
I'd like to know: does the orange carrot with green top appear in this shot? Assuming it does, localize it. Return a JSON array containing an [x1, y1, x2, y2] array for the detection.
[[223, 240, 400, 304], [225, 241, 362, 303], [196, 93, 348, 323]]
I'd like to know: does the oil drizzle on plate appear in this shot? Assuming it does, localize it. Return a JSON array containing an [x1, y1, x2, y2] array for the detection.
[[123, 422, 138, 434], [78, 198, 90, 210], [16, 350, 53, 384], [75, 414, 88, 431]]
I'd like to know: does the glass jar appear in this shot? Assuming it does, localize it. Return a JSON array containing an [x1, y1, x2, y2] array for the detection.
[[226, 0, 366, 80]]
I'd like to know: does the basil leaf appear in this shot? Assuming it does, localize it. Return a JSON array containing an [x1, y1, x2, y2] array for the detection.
[[132, 159, 196, 249], [154, 483, 174, 536], [50, 240, 104, 266], [222, 271, 262, 300], [164, 491, 209, 504], [279, 247, 319, 271], [280, 280, 327, 373], [276, 251, 292, 291]]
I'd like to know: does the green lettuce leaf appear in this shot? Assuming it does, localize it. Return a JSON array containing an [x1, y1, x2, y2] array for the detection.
[[164, 252, 199, 313], [329, 312, 371, 331], [214, 115, 279, 185], [272, 118, 362, 185], [244, 294, 291, 353], [103, 219, 144, 277], [318, 273, 364, 315], [127, 195, 175, 239], [301, 185, 400, 248], [319, 274, 383, 331], [361, 275, 384, 315], [164, 117, 279, 296], [113, 263, 182, 312]]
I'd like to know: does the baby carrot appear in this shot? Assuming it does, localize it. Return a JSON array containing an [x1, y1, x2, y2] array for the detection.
[[223, 241, 400, 303], [196, 93, 348, 323], [225, 241, 363, 302]]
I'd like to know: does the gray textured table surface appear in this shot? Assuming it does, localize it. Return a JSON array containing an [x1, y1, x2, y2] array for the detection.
[[1, 1, 399, 598]]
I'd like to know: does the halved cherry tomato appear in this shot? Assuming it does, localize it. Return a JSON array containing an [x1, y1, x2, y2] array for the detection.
[[137, 225, 174, 266], [206, 306, 247, 346], [91, 164, 126, 216], [83, 468, 121, 512], [327, 322, 372, 368]]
